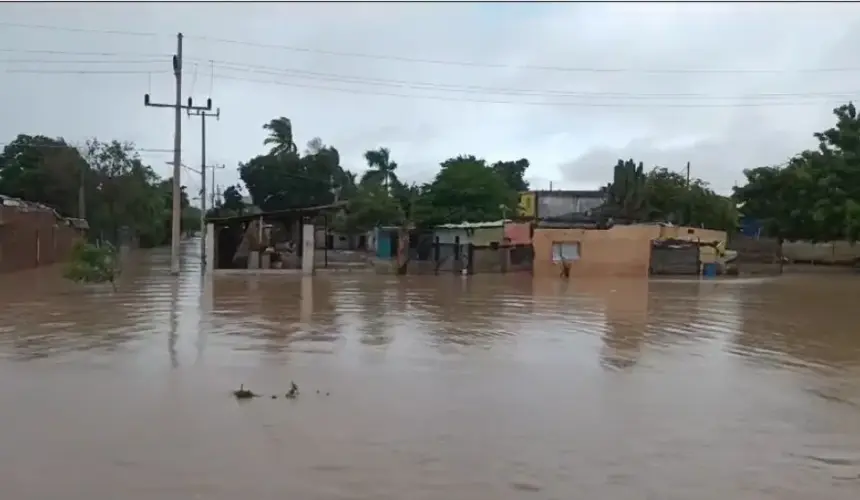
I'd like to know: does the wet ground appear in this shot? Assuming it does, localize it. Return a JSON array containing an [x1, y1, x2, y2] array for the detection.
[[1, 239, 859, 499]]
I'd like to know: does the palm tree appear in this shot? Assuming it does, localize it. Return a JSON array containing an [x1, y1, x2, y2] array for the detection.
[[361, 147, 399, 190], [262, 117, 297, 156]]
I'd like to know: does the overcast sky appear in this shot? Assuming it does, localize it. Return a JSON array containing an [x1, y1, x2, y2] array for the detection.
[[2, 1, 859, 202]]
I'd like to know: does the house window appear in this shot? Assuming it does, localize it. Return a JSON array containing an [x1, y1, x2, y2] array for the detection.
[[551, 241, 581, 262]]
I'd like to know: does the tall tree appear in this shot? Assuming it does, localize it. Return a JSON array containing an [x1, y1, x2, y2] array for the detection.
[[491, 158, 530, 192], [361, 147, 399, 189], [336, 183, 404, 233], [262, 117, 297, 156], [413, 155, 516, 227], [0, 134, 87, 217], [645, 167, 737, 231], [735, 102, 860, 242], [240, 118, 356, 211], [604, 159, 647, 221]]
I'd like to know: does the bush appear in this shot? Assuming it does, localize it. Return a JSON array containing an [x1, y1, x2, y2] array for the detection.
[[63, 240, 119, 291]]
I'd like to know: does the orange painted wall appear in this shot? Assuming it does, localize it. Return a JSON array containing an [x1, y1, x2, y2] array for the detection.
[[503, 222, 531, 245], [533, 225, 661, 279]]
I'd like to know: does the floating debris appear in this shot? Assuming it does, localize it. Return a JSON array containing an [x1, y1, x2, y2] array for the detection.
[[326, 392, 330, 396], [232, 384, 258, 400], [271, 395, 277, 399], [286, 381, 299, 399]]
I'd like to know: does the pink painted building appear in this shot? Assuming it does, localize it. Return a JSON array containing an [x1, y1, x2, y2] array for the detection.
[[503, 222, 532, 245]]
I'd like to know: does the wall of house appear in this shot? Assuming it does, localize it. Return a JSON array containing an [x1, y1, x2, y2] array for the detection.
[[376, 229, 394, 260], [535, 191, 605, 218], [657, 225, 727, 244], [471, 226, 504, 246], [0, 205, 83, 274], [434, 228, 470, 245], [504, 222, 531, 245], [533, 225, 660, 279], [434, 226, 504, 246]]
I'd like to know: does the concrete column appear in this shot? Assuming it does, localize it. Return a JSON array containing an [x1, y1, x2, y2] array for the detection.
[[300, 276, 313, 325], [205, 223, 215, 274], [302, 223, 315, 275]]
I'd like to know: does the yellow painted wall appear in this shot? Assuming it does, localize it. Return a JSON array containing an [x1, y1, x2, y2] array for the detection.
[[533, 225, 660, 279], [533, 224, 727, 279], [657, 225, 726, 244], [517, 191, 536, 218]]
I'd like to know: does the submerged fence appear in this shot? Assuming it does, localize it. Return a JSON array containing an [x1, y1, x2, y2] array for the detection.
[[405, 240, 533, 275]]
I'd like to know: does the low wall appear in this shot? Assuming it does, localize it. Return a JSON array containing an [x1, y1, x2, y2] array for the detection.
[[727, 233, 783, 275], [0, 204, 83, 274], [782, 240, 860, 265]]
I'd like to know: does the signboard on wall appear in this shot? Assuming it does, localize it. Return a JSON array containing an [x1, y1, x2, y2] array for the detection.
[[517, 192, 536, 217]]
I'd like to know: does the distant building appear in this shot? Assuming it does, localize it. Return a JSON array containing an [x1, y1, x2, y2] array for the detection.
[[517, 189, 606, 219]]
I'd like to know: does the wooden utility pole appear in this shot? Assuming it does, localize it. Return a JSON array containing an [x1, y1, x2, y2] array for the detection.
[[143, 32, 214, 275]]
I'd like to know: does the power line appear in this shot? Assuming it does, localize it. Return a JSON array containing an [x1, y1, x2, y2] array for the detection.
[[4, 20, 860, 75], [0, 21, 159, 37], [10, 58, 856, 101], [201, 59, 860, 100], [0, 142, 175, 153], [185, 34, 860, 75], [3, 61, 855, 107], [0, 48, 171, 57], [0, 58, 167, 64], [212, 73, 855, 108], [4, 68, 169, 74], [2, 49, 857, 103]]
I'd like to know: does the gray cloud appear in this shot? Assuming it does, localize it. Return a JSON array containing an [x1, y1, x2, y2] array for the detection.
[[1, 2, 859, 201]]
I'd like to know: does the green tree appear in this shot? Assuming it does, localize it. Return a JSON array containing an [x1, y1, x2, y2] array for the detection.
[[491, 158, 530, 192], [221, 185, 245, 212], [361, 147, 399, 189], [413, 155, 516, 227], [336, 183, 404, 233], [240, 119, 355, 212], [262, 117, 297, 156], [604, 159, 647, 221], [0, 134, 87, 217], [734, 102, 860, 242], [645, 167, 737, 231]]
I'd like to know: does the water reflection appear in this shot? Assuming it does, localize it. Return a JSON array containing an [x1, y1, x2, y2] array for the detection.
[[1, 243, 859, 499]]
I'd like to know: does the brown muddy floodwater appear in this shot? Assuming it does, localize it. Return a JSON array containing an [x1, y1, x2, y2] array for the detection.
[[2, 240, 860, 499]]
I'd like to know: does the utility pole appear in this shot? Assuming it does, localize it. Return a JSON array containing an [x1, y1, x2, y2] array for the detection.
[[144, 32, 213, 275], [685, 161, 692, 225], [210, 164, 225, 209], [188, 107, 221, 267], [78, 163, 86, 219]]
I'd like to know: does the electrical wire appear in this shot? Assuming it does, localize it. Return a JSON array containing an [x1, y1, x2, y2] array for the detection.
[[4, 20, 860, 75], [211, 73, 854, 108], [0, 47, 172, 58], [2, 62, 853, 107], [4, 68, 170, 74], [1, 48, 855, 104], [198, 59, 860, 100]]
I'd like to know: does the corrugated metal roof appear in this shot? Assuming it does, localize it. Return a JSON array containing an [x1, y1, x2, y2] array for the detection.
[[435, 220, 509, 229]]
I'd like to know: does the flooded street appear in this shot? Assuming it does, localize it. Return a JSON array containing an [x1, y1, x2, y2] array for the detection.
[[2, 240, 860, 499]]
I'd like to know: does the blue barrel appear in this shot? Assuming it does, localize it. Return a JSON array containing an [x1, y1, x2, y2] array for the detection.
[[702, 262, 718, 278]]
